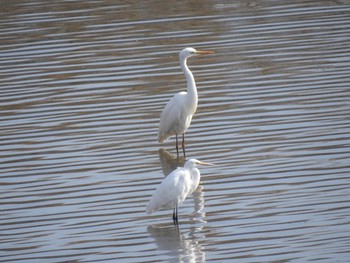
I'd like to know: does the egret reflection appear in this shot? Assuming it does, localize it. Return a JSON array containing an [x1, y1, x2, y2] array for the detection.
[[148, 225, 205, 263], [159, 148, 185, 176]]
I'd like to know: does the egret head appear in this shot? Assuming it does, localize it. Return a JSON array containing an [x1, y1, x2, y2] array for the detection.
[[180, 47, 214, 60]]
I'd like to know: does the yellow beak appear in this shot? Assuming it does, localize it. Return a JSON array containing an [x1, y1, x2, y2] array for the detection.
[[196, 160, 215, 166], [196, 50, 215, 55]]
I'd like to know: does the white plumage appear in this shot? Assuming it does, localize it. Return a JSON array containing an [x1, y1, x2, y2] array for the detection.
[[158, 47, 214, 156], [146, 159, 213, 225]]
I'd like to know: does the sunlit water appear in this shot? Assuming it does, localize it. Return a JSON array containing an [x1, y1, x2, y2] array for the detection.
[[1, 1, 350, 262]]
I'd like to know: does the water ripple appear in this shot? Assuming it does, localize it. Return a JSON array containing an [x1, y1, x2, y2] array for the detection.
[[1, 1, 350, 262]]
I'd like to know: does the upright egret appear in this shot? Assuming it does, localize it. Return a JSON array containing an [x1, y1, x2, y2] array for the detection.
[[158, 47, 214, 157], [146, 159, 213, 226]]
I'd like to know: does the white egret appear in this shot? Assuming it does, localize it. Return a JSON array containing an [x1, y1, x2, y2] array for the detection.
[[146, 159, 213, 226], [158, 47, 214, 157]]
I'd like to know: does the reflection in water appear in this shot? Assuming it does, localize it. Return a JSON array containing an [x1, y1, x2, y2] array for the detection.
[[159, 148, 186, 176], [148, 225, 205, 263], [1, 0, 350, 262], [191, 185, 206, 224]]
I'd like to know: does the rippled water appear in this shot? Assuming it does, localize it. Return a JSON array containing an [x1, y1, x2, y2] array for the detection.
[[1, 1, 350, 262]]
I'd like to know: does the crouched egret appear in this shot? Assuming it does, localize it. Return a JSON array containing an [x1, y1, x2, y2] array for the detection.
[[146, 159, 213, 226]]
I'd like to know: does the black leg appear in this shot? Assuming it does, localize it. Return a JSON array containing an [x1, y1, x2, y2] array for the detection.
[[173, 207, 176, 224], [182, 133, 186, 158], [175, 205, 178, 222], [175, 134, 179, 157], [173, 205, 179, 228]]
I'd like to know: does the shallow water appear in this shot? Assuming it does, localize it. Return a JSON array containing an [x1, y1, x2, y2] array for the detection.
[[1, 0, 350, 262]]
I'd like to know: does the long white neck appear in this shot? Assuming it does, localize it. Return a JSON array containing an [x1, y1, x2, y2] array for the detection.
[[180, 57, 198, 114]]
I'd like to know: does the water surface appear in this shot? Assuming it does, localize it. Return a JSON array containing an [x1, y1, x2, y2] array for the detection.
[[1, 0, 350, 262]]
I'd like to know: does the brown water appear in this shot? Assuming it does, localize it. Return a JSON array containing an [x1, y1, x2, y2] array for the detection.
[[1, 1, 350, 262]]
